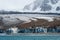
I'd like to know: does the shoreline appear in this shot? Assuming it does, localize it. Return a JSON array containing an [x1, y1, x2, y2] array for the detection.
[[0, 33, 60, 36]]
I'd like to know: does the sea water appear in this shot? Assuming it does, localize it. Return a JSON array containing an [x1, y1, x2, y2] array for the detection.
[[0, 33, 60, 40], [0, 36, 60, 40]]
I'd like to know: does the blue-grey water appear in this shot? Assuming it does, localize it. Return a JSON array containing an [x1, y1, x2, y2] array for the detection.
[[0, 36, 60, 40], [0, 33, 60, 40]]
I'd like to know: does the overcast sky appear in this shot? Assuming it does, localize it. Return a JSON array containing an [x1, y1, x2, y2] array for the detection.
[[0, 0, 35, 11]]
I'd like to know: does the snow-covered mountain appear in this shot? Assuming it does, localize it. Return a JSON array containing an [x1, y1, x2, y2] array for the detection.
[[23, 0, 60, 13]]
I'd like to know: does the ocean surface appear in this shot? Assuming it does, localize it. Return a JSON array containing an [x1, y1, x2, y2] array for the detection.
[[0, 36, 60, 40], [0, 33, 60, 40]]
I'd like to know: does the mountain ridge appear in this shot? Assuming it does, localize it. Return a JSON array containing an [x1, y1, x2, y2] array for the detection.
[[23, 0, 60, 13]]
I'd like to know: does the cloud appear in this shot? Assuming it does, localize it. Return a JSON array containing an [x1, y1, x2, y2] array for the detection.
[[0, 0, 35, 11]]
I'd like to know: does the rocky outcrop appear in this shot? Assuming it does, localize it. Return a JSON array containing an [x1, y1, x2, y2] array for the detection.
[[18, 17, 60, 29]]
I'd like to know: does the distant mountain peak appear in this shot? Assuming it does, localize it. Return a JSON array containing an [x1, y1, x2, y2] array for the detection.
[[23, 0, 60, 13]]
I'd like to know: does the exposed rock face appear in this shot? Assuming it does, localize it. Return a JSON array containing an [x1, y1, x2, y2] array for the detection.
[[40, 4, 52, 11], [18, 17, 60, 29], [51, 0, 59, 4], [0, 17, 3, 26], [18, 20, 35, 29], [56, 6, 60, 11]]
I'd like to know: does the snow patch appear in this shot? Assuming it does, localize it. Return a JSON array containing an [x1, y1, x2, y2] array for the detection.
[[35, 17, 54, 22]]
